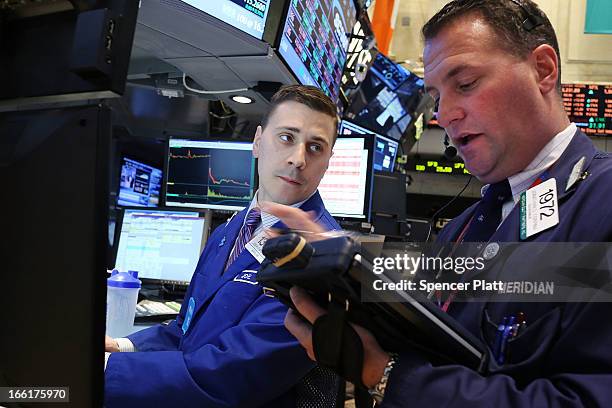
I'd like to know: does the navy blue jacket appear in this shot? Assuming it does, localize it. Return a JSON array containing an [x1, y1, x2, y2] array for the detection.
[[105, 192, 340, 407], [382, 131, 612, 407]]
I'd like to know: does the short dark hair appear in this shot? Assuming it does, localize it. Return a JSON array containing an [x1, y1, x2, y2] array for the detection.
[[422, 0, 562, 91], [261, 85, 339, 142]]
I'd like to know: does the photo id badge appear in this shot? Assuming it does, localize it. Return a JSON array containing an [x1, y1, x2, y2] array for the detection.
[[520, 178, 559, 240], [245, 231, 268, 263]]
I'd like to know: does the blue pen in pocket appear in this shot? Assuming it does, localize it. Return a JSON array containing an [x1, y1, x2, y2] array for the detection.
[[493, 316, 508, 363], [497, 315, 516, 365]]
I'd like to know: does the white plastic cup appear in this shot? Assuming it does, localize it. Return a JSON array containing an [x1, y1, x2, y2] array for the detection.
[[106, 270, 141, 338]]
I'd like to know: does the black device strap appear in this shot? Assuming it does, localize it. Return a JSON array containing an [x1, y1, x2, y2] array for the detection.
[[312, 299, 374, 408]]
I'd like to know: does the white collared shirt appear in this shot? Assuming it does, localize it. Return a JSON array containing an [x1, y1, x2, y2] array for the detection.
[[243, 189, 316, 235], [479, 123, 577, 222]]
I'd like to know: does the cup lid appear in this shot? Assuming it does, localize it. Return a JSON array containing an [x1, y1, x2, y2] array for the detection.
[[107, 270, 141, 288]]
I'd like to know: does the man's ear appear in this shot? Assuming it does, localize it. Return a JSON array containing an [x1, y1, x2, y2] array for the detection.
[[531, 44, 559, 95], [253, 125, 263, 159]]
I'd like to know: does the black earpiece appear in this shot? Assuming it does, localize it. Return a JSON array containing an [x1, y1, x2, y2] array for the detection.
[[508, 0, 544, 32], [443, 133, 457, 160]]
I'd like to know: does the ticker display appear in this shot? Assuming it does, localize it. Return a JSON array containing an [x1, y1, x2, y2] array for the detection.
[[562, 83, 612, 136], [278, 0, 357, 107], [407, 158, 470, 175]]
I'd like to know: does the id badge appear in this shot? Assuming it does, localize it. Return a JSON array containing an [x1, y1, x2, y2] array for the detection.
[[245, 230, 268, 263], [520, 178, 559, 240]]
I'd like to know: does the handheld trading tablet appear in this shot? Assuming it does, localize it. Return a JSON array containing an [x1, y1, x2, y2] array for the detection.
[[258, 233, 488, 373]]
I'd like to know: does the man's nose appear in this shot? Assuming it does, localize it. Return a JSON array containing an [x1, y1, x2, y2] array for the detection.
[[436, 96, 465, 129], [287, 144, 306, 169]]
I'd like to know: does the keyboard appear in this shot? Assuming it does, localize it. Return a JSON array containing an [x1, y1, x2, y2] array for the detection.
[[134, 300, 181, 323]]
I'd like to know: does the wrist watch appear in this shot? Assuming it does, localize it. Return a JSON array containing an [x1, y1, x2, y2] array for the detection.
[[368, 353, 399, 404]]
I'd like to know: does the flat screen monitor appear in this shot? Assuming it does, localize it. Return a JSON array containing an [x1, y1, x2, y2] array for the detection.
[[117, 157, 163, 207], [345, 53, 425, 140], [114, 209, 207, 285], [165, 139, 257, 211], [278, 0, 357, 109], [340, 119, 399, 172], [318, 134, 374, 221], [180, 0, 271, 40]]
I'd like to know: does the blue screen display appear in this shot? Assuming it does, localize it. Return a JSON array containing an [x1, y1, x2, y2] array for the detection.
[[340, 120, 398, 172], [182, 0, 271, 39], [117, 158, 162, 207]]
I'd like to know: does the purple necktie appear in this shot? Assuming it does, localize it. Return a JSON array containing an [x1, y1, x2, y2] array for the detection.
[[224, 207, 261, 272]]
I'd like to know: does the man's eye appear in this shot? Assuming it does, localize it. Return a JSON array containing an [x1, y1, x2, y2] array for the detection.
[[309, 144, 322, 153], [279, 134, 292, 142], [459, 80, 477, 91]]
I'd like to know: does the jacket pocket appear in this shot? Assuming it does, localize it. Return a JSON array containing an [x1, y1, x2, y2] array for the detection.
[[482, 306, 562, 368]]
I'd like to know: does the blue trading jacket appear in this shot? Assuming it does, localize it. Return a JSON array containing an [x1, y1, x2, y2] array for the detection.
[[105, 192, 340, 407], [382, 131, 612, 407]]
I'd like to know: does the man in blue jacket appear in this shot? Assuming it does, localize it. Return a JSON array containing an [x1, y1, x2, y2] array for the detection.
[[279, 1, 612, 406], [104, 85, 341, 407]]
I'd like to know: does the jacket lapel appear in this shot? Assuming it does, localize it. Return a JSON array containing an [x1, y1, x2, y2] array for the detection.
[[194, 192, 329, 310], [197, 209, 247, 307]]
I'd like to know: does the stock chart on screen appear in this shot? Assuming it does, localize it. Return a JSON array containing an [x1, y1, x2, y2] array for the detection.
[[278, 0, 357, 107], [165, 140, 256, 211]]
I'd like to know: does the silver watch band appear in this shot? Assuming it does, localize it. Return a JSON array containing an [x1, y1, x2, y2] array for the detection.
[[368, 353, 399, 404]]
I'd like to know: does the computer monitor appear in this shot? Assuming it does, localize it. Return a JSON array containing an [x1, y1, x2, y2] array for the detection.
[[345, 52, 425, 140], [318, 134, 375, 221], [180, 0, 272, 40], [114, 209, 208, 285], [117, 157, 163, 207], [562, 83, 612, 136], [277, 0, 358, 109], [165, 139, 257, 211], [0, 105, 108, 406], [340, 119, 399, 172]]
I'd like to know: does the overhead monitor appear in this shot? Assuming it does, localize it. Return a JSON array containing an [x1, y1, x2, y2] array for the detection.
[[278, 0, 357, 109], [180, 0, 271, 40], [117, 157, 163, 207], [114, 209, 207, 285], [345, 52, 425, 140], [318, 134, 374, 221], [562, 83, 612, 136], [0, 1, 138, 110], [165, 139, 257, 211], [340, 119, 398, 172]]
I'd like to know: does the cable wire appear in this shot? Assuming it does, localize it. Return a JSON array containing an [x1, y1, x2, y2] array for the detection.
[[182, 74, 248, 95], [425, 176, 473, 243]]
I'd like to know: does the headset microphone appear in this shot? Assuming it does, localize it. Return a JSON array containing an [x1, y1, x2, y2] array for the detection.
[[443, 133, 457, 160]]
